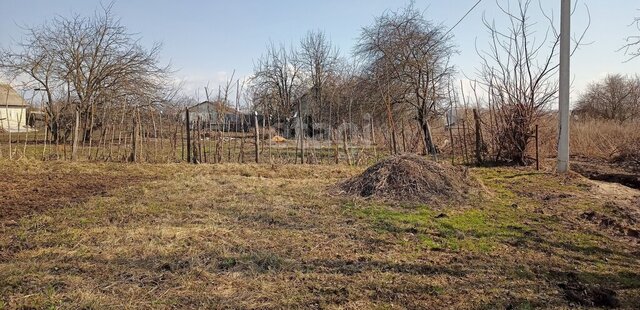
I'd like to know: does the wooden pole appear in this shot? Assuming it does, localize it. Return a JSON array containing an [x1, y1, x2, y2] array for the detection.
[[473, 108, 483, 164], [159, 110, 163, 161], [180, 117, 184, 161], [129, 109, 138, 163], [461, 121, 469, 164], [22, 112, 28, 158], [298, 101, 304, 164], [42, 112, 48, 159], [152, 110, 158, 162], [4, 88, 11, 160], [333, 129, 339, 164], [172, 119, 178, 162], [109, 122, 116, 160], [401, 119, 407, 153], [268, 114, 272, 164], [448, 119, 455, 165], [254, 112, 259, 163], [71, 105, 80, 161], [370, 117, 377, 159], [185, 107, 191, 163], [343, 122, 352, 166], [197, 116, 202, 163], [536, 125, 540, 170]]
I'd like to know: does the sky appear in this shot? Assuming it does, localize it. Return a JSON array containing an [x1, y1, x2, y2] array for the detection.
[[1, 0, 639, 102]]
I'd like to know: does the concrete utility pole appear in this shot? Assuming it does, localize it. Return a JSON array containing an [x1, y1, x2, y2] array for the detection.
[[557, 0, 571, 173]]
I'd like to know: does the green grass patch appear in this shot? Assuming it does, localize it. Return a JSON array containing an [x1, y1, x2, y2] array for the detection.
[[347, 201, 532, 253]]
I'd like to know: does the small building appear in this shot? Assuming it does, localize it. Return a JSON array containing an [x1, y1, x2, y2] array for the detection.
[[287, 89, 330, 139], [0, 84, 28, 132], [184, 100, 245, 132]]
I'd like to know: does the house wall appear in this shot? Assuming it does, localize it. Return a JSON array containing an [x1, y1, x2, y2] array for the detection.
[[0, 106, 27, 132]]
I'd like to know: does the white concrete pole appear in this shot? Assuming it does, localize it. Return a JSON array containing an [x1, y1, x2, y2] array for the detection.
[[557, 0, 571, 173]]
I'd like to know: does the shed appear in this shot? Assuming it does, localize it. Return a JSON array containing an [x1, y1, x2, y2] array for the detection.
[[0, 84, 28, 132], [184, 100, 243, 131]]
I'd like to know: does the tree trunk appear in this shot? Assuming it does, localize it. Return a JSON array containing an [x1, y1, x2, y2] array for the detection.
[[385, 98, 398, 155], [71, 105, 80, 161], [418, 109, 437, 160], [401, 119, 407, 153], [128, 110, 138, 163]]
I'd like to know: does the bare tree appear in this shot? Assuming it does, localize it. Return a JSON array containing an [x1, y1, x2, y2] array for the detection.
[[1, 3, 171, 161], [252, 43, 302, 119], [356, 4, 456, 158], [620, 12, 640, 61], [298, 30, 340, 127], [0, 26, 60, 142], [477, 0, 588, 164], [575, 74, 640, 123]]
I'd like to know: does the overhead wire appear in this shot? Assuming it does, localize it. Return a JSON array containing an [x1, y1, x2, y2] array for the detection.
[[444, 0, 483, 37]]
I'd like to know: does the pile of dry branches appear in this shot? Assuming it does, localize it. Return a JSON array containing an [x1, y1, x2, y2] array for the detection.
[[338, 154, 476, 204]]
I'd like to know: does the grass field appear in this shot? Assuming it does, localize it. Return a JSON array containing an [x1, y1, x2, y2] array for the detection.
[[1, 160, 639, 309]]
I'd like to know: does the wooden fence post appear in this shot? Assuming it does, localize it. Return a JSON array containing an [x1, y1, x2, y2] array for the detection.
[[370, 118, 377, 159], [448, 120, 455, 165], [473, 108, 483, 164], [401, 119, 407, 153], [461, 121, 469, 165], [185, 107, 191, 163], [254, 112, 259, 163], [197, 116, 202, 163], [343, 123, 352, 166], [535, 124, 539, 171], [298, 101, 304, 164]]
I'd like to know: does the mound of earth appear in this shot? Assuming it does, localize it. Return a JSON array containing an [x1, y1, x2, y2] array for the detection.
[[338, 154, 477, 204]]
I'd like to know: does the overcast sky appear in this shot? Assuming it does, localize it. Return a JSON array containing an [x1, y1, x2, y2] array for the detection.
[[1, 0, 639, 102]]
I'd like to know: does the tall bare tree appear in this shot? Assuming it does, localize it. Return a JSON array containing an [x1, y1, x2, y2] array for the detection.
[[252, 43, 302, 117], [575, 74, 640, 123], [477, 0, 588, 164], [356, 4, 456, 157], [1, 3, 171, 161], [1, 26, 60, 141], [298, 30, 340, 126]]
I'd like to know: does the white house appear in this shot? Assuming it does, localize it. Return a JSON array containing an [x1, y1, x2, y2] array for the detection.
[[0, 84, 28, 132]]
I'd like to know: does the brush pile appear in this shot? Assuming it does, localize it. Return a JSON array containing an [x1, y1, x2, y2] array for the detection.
[[339, 154, 477, 204]]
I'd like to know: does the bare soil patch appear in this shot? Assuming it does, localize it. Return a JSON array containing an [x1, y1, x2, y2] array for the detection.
[[338, 154, 477, 204], [0, 166, 149, 223], [559, 273, 620, 308], [573, 157, 640, 190]]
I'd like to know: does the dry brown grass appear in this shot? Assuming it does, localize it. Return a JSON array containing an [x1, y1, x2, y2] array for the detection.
[[433, 112, 640, 168], [571, 120, 640, 161], [0, 160, 639, 309]]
